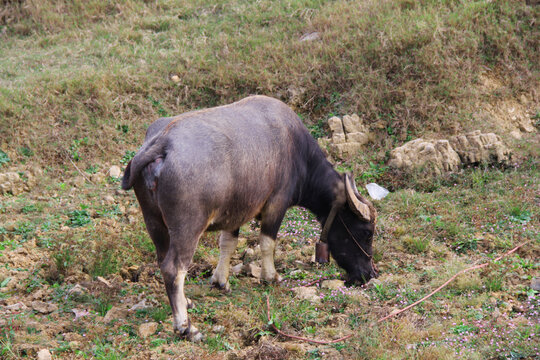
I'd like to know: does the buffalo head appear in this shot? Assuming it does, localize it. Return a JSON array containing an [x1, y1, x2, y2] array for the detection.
[[326, 174, 377, 286]]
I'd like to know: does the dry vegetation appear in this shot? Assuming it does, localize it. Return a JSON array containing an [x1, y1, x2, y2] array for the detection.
[[0, 0, 539, 359]]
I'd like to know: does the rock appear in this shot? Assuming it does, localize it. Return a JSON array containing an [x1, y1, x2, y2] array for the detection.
[[103, 195, 115, 204], [291, 286, 321, 304], [245, 263, 261, 279], [72, 308, 90, 321], [389, 138, 461, 174], [531, 278, 540, 292], [299, 32, 320, 42], [450, 130, 511, 165], [68, 284, 88, 296], [519, 118, 535, 133], [243, 248, 255, 258], [321, 280, 346, 290], [231, 263, 244, 275], [97, 276, 112, 288], [5, 302, 27, 311], [510, 130, 522, 139], [212, 325, 225, 333], [103, 306, 128, 323], [129, 299, 148, 311], [327, 115, 371, 158], [109, 165, 122, 178], [31, 301, 58, 314], [3, 223, 16, 231], [171, 75, 181, 83], [37, 349, 51, 360], [0, 171, 26, 195], [138, 322, 158, 338]]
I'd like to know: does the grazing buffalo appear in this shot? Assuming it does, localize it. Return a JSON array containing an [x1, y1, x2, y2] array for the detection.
[[122, 95, 377, 341]]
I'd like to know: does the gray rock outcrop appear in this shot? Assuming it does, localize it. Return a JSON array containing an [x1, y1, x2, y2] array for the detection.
[[389, 131, 511, 174], [327, 114, 372, 158]]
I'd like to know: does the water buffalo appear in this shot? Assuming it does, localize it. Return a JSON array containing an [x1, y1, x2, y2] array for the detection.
[[122, 95, 377, 341]]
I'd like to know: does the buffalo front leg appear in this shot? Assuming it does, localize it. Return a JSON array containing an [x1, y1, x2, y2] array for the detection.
[[160, 229, 203, 342], [211, 230, 239, 291], [260, 234, 282, 283]]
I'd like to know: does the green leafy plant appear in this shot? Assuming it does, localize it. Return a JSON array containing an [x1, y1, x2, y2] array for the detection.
[[121, 150, 136, 165], [69, 137, 89, 161], [0, 150, 9, 167], [66, 209, 91, 227]]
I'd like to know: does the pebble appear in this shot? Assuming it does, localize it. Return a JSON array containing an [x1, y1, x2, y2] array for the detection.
[[37, 349, 51, 360], [138, 322, 158, 338], [109, 165, 122, 178]]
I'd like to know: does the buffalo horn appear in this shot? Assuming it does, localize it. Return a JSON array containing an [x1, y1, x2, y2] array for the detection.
[[344, 174, 372, 222]]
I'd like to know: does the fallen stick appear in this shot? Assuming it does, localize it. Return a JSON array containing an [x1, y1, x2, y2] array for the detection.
[[377, 240, 530, 323], [265, 296, 353, 344]]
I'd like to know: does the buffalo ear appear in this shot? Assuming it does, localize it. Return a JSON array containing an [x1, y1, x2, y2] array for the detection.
[[344, 173, 373, 222]]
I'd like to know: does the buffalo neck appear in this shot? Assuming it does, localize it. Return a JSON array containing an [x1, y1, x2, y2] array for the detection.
[[297, 153, 341, 224]]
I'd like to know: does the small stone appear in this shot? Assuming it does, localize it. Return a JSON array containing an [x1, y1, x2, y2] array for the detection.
[[531, 278, 540, 292], [231, 263, 244, 275], [299, 32, 320, 42], [97, 276, 112, 288], [212, 325, 225, 333], [291, 286, 321, 304], [31, 301, 58, 314], [245, 263, 261, 279], [138, 322, 158, 338], [103, 306, 128, 323], [109, 165, 122, 178], [243, 248, 255, 258], [129, 299, 148, 311], [103, 195, 115, 204], [321, 280, 345, 290], [510, 130, 522, 139], [3, 223, 16, 231], [6, 302, 27, 311], [171, 75, 181, 83], [127, 207, 139, 215], [37, 349, 51, 360]]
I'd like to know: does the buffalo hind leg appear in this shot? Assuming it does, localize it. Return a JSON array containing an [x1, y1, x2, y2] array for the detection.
[[211, 229, 240, 291], [160, 226, 204, 342]]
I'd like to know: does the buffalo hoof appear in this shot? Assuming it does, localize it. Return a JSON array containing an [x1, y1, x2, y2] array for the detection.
[[210, 277, 231, 293], [175, 324, 205, 342], [260, 273, 282, 284]]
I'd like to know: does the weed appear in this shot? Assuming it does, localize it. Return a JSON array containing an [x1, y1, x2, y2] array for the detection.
[[508, 206, 531, 224], [452, 238, 478, 254], [120, 150, 136, 165], [148, 96, 169, 117], [402, 235, 430, 254], [0, 150, 9, 167], [94, 297, 113, 317], [66, 209, 91, 227], [85, 165, 99, 174], [91, 338, 125, 360], [361, 162, 388, 182], [18, 147, 33, 157], [69, 137, 89, 161], [206, 334, 235, 352], [116, 124, 129, 134]]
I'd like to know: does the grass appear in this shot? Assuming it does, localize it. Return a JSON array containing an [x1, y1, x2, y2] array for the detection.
[[0, 0, 538, 359]]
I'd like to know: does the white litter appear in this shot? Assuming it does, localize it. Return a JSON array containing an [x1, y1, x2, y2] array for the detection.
[[366, 183, 390, 200]]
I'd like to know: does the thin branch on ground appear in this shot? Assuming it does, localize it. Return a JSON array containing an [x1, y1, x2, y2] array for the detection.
[[376, 240, 530, 323]]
